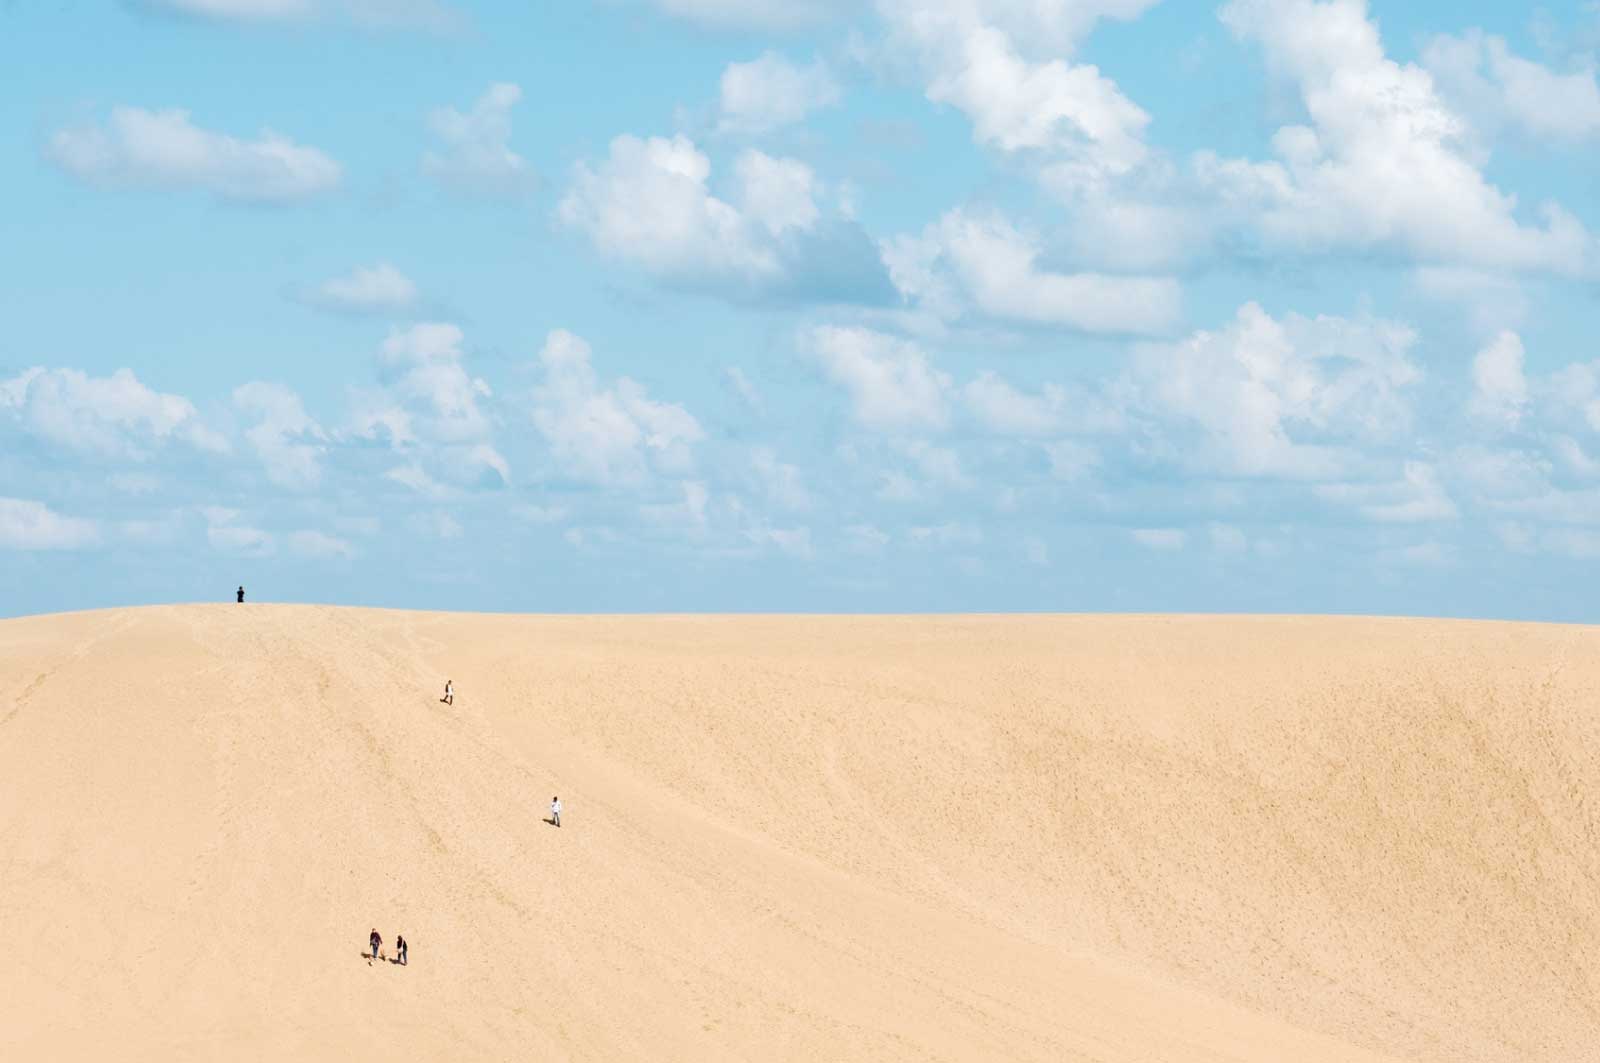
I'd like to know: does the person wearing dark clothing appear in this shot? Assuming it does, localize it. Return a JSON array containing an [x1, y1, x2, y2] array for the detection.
[[236, 586, 245, 603], [396, 935, 408, 966], [441, 680, 453, 706], [369, 928, 382, 962]]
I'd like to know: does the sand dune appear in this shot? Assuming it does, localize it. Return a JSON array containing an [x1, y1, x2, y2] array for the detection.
[[3, 605, 1598, 1061]]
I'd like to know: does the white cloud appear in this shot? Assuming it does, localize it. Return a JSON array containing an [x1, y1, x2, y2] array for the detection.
[[370, 323, 499, 452], [642, 480, 711, 532], [879, 0, 1157, 195], [311, 262, 419, 314], [1412, 267, 1529, 333], [1131, 302, 1420, 478], [424, 83, 536, 197], [234, 382, 326, 489], [1132, 527, 1186, 550], [809, 325, 951, 433], [532, 329, 705, 486], [750, 448, 810, 511], [288, 529, 354, 559], [1204, 0, 1591, 274], [0, 498, 98, 551], [718, 53, 841, 134], [1, 366, 227, 459], [883, 207, 1180, 336], [559, 134, 890, 303], [1423, 30, 1600, 143], [1466, 330, 1529, 430], [965, 372, 1063, 436], [47, 106, 341, 203], [1317, 462, 1459, 523]]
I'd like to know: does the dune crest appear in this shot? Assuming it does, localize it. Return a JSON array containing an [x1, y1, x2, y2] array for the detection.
[[3, 605, 1597, 1061]]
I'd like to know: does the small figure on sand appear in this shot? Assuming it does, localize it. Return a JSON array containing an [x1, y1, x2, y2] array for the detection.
[[236, 585, 245, 604], [395, 934, 408, 966], [550, 795, 561, 828], [441, 680, 453, 706], [369, 928, 383, 963]]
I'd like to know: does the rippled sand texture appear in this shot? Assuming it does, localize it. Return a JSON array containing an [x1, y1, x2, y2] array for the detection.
[[3, 606, 1598, 1061]]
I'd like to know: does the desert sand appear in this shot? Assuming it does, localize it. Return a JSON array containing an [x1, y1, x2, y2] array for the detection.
[[3, 605, 1599, 1061]]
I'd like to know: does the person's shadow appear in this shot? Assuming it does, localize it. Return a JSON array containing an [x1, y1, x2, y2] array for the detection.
[[543, 817, 559, 827]]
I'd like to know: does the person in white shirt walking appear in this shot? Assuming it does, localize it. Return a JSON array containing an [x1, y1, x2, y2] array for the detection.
[[440, 680, 453, 706], [550, 796, 561, 828]]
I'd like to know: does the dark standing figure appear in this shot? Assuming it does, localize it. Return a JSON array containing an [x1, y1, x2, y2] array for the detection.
[[369, 928, 382, 963], [236, 586, 245, 603], [441, 680, 453, 706], [551, 795, 561, 828], [396, 935, 408, 966]]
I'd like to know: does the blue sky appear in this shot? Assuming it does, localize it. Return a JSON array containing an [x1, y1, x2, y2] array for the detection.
[[4, 0, 1600, 619]]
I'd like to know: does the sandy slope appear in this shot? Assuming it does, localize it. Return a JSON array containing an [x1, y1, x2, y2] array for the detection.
[[3, 607, 1599, 1061]]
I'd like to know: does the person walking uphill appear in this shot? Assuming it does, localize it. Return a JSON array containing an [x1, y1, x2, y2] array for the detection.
[[395, 934, 408, 966], [441, 680, 453, 706], [550, 796, 561, 828], [369, 928, 382, 963]]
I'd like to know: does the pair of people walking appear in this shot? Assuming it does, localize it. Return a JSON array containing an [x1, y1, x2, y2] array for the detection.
[[368, 928, 407, 966]]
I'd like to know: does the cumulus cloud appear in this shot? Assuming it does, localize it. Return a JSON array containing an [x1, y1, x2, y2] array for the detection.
[[532, 329, 705, 486], [233, 382, 326, 489], [1466, 331, 1529, 430], [1423, 30, 1600, 144], [355, 323, 507, 490], [558, 134, 893, 304], [1130, 301, 1421, 479], [0, 367, 227, 459], [0, 498, 99, 551], [424, 83, 536, 197], [809, 325, 952, 433], [718, 52, 841, 134], [308, 262, 419, 314], [1202, 0, 1591, 274], [46, 106, 341, 203], [883, 207, 1181, 336], [878, 0, 1157, 195]]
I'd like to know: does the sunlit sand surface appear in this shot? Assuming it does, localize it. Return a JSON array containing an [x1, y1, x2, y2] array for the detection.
[[4, 605, 1597, 1061]]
